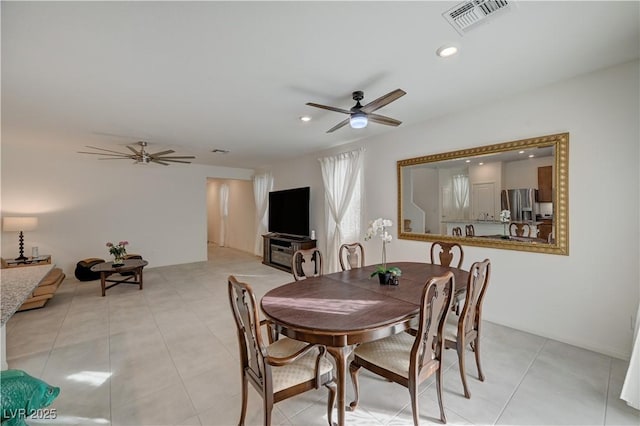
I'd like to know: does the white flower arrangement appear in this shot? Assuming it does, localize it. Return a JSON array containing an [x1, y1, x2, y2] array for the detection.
[[499, 210, 511, 223], [365, 218, 401, 278]]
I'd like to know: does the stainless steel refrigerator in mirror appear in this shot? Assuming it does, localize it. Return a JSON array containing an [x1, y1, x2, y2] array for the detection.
[[500, 188, 537, 221]]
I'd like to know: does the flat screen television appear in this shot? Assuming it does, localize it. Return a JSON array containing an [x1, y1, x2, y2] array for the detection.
[[268, 187, 310, 237]]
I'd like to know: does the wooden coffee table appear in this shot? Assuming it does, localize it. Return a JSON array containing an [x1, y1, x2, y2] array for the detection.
[[91, 259, 148, 296]]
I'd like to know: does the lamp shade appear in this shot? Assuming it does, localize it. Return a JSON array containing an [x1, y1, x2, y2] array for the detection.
[[349, 112, 368, 129], [2, 217, 38, 232]]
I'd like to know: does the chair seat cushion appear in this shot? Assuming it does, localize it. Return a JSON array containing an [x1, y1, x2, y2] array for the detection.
[[444, 313, 460, 341], [354, 332, 420, 378], [267, 338, 333, 393]]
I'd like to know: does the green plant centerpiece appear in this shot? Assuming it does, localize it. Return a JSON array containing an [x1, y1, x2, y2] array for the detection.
[[365, 218, 402, 285], [106, 240, 128, 265]]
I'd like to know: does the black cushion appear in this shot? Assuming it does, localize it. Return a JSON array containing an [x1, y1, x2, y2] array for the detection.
[[74, 258, 105, 281]]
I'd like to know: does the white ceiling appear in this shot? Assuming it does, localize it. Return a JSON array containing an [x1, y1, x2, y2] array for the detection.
[[2, 1, 639, 169]]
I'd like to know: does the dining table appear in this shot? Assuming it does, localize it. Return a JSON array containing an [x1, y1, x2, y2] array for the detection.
[[260, 262, 469, 426]]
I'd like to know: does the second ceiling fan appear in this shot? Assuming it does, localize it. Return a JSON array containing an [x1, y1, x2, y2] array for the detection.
[[306, 88, 406, 133]]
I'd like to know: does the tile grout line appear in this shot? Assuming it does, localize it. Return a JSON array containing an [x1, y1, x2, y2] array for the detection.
[[602, 357, 612, 425], [107, 288, 113, 425], [492, 338, 548, 425]]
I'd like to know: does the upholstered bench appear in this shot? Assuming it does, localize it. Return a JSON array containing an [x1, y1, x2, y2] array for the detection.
[[17, 267, 65, 311]]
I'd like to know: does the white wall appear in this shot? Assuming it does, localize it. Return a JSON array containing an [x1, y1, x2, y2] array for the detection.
[[206, 178, 256, 254], [503, 156, 554, 189], [1, 132, 254, 273], [268, 60, 640, 359]]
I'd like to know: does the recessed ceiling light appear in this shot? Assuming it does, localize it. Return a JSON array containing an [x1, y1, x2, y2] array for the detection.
[[519, 150, 525, 154], [300, 116, 312, 122], [465, 159, 471, 163], [478, 162, 484, 165], [528, 154, 535, 158], [436, 45, 458, 58]]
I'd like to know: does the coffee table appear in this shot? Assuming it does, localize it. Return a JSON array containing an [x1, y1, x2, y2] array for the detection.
[[90, 259, 148, 296]]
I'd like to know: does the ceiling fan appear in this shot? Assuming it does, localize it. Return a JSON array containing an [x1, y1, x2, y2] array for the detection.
[[78, 141, 195, 166], [306, 88, 406, 133]]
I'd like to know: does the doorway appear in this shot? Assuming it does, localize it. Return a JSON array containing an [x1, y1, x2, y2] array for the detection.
[[206, 178, 257, 258]]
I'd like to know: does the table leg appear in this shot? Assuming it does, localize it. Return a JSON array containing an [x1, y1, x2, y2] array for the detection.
[[138, 267, 143, 290], [326, 345, 354, 426], [101, 272, 107, 297]]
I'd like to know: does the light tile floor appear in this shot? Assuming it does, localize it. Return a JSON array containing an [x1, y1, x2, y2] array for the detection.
[[5, 246, 639, 425]]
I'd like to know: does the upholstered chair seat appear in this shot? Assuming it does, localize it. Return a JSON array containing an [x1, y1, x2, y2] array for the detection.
[[267, 337, 334, 393]]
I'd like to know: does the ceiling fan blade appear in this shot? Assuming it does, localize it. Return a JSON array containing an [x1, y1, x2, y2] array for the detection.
[[149, 150, 175, 156], [155, 159, 193, 164], [360, 89, 406, 114], [326, 118, 350, 133], [150, 159, 170, 166], [368, 113, 402, 127], [153, 155, 196, 160], [126, 145, 140, 155], [97, 157, 136, 160], [306, 102, 351, 115], [84, 145, 130, 155], [78, 151, 134, 158]]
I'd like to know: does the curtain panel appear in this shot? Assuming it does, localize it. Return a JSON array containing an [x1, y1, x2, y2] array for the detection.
[[319, 148, 364, 272], [253, 173, 273, 256]]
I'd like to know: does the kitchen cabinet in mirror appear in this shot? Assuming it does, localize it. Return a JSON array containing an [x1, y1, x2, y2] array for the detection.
[[397, 133, 568, 255]]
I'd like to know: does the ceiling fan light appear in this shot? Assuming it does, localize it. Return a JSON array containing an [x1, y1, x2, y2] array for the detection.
[[349, 112, 368, 129]]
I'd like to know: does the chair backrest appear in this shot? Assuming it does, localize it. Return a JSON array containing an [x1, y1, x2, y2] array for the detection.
[[410, 272, 454, 374], [338, 243, 365, 271], [509, 222, 531, 237], [292, 248, 323, 281], [458, 259, 491, 337], [227, 276, 269, 392], [465, 224, 475, 237], [430, 241, 464, 269], [452, 227, 462, 236]]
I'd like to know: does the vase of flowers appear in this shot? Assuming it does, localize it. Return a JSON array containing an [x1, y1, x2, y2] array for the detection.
[[107, 241, 128, 266], [500, 210, 511, 239], [365, 218, 402, 285]]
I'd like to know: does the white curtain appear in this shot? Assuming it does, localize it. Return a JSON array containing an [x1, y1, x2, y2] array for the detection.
[[219, 183, 229, 247], [453, 174, 469, 219], [319, 148, 364, 273], [621, 302, 640, 409], [253, 172, 273, 256]]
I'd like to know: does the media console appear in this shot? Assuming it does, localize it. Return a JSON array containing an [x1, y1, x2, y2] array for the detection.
[[262, 233, 316, 273]]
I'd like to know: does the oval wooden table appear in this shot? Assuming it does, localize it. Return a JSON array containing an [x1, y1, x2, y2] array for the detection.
[[261, 262, 469, 426], [91, 259, 148, 296]]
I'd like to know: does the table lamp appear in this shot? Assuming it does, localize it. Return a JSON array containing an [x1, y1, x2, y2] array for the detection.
[[2, 217, 38, 261]]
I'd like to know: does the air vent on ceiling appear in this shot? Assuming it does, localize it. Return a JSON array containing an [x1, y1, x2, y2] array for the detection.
[[443, 0, 513, 35]]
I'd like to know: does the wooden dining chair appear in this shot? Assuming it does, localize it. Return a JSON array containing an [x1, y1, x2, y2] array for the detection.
[[228, 276, 336, 426], [349, 272, 454, 425], [430, 241, 464, 269], [452, 226, 462, 236], [465, 224, 475, 237], [292, 248, 323, 280], [509, 222, 532, 237], [444, 258, 491, 399], [430, 241, 464, 315], [338, 242, 365, 271]]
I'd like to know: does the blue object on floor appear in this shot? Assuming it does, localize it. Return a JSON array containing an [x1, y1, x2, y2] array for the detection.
[[0, 369, 59, 426]]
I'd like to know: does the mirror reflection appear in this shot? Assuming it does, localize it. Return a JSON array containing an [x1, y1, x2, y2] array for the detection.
[[397, 133, 568, 255]]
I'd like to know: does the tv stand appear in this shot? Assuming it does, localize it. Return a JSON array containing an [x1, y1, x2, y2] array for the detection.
[[262, 233, 316, 273]]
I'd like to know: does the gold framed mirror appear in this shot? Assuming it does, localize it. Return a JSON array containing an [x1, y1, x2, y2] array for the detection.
[[397, 133, 569, 255]]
